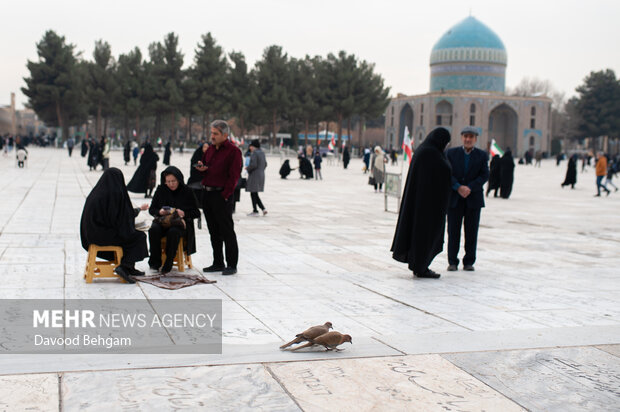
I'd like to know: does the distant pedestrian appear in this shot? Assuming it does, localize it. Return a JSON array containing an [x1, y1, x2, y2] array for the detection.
[[594, 152, 611, 196], [499, 149, 515, 199], [556, 153, 563, 166], [313, 150, 323, 180], [486, 154, 501, 197], [132, 143, 139, 165], [127, 143, 159, 198], [246, 139, 267, 216], [67, 137, 75, 157], [605, 157, 618, 192], [534, 150, 542, 167], [363, 148, 371, 173], [279, 159, 293, 179], [342, 145, 350, 169], [163, 141, 172, 166], [561, 154, 577, 189], [123, 141, 131, 165], [370, 146, 387, 192], [101, 136, 111, 170], [391, 127, 452, 279], [81, 139, 88, 157], [390, 148, 397, 165]]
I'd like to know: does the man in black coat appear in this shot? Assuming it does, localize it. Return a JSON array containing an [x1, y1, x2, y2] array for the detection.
[[391, 127, 452, 279], [446, 126, 489, 272]]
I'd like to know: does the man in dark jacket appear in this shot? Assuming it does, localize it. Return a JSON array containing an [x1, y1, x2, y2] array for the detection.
[[446, 126, 489, 272]]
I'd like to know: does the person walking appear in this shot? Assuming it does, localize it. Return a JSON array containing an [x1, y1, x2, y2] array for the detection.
[[313, 149, 323, 180], [67, 137, 75, 157], [391, 127, 452, 279], [101, 136, 111, 170], [370, 146, 387, 192], [163, 141, 172, 166], [246, 139, 268, 216], [127, 143, 159, 198], [605, 156, 618, 192], [342, 145, 350, 169], [195, 120, 242, 276], [561, 154, 578, 189], [446, 126, 489, 272], [499, 148, 515, 199], [594, 151, 611, 196]]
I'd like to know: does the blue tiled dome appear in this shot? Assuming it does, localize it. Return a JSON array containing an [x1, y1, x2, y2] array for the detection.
[[429, 16, 507, 93], [432, 16, 506, 51]]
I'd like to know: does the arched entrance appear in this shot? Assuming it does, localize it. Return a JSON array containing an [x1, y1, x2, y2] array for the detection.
[[435, 100, 453, 126], [488, 104, 518, 152], [398, 104, 414, 148]]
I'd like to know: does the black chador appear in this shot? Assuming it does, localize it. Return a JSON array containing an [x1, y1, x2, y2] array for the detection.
[[279, 159, 292, 179], [561, 155, 577, 189], [391, 128, 452, 275], [500, 149, 515, 199], [163, 141, 172, 165], [127, 143, 159, 197], [486, 154, 501, 197], [80, 168, 148, 270]]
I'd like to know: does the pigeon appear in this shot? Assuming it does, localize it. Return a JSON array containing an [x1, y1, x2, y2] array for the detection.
[[290, 331, 353, 352], [279, 322, 333, 350]]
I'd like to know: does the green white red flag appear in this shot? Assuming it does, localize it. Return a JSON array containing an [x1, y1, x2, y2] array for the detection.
[[402, 126, 413, 164], [490, 139, 504, 157]]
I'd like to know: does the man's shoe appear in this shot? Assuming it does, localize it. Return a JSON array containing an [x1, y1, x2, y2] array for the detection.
[[447, 264, 458, 271], [247, 211, 259, 217], [262, 210, 268, 216], [414, 269, 440, 279], [203, 264, 225, 273], [222, 267, 237, 276], [594, 194, 601, 197], [114, 266, 136, 284], [463, 265, 475, 271]]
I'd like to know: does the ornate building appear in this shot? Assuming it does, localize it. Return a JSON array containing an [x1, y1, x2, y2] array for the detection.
[[385, 16, 552, 156]]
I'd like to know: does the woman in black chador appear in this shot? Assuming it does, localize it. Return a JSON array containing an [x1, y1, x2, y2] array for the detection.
[[500, 149, 515, 199], [81, 139, 89, 157], [486, 154, 501, 197], [123, 141, 131, 165], [87, 139, 100, 171], [147, 166, 200, 274], [127, 143, 159, 198], [279, 159, 292, 179], [187, 142, 208, 227], [561, 154, 578, 189], [391, 127, 452, 279], [80, 168, 148, 283], [298, 155, 313, 179], [163, 141, 172, 166], [342, 145, 351, 169]]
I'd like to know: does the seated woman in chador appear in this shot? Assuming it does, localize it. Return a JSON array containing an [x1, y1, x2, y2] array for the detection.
[[147, 166, 200, 274], [80, 168, 149, 283]]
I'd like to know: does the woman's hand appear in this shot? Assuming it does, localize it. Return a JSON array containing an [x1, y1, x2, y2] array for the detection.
[[176, 209, 185, 218], [159, 209, 167, 215], [140, 204, 149, 211]]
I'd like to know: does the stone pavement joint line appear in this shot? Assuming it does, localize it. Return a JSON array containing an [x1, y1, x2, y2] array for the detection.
[[0, 148, 619, 411]]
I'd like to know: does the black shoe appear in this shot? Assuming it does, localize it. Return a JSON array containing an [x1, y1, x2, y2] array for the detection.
[[447, 264, 458, 271], [414, 269, 440, 279], [114, 266, 136, 284], [463, 265, 475, 271], [160, 261, 173, 275], [126, 266, 145, 277], [203, 264, 225, 273], [222, 267, 237, 276], [606, 190, 611, 196]]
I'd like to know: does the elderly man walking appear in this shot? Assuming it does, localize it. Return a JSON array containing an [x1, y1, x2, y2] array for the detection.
[[446, 126, 489, 272]]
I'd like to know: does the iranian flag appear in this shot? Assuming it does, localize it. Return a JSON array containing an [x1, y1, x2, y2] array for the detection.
[[490, 139, 504, 157], [402, 126, 413, 164]]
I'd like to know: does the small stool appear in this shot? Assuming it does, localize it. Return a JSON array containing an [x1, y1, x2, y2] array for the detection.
[[84, 245, 124, 283], [161, 237, 192, 272]]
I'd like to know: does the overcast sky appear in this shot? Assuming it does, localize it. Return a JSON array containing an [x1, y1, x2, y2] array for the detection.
[[2, 0, 619, 109]]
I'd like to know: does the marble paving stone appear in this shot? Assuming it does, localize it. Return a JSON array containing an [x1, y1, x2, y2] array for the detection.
[[513, 308, 620, 328], [444, 346, 620, 412], [597, 345, 620, 358], [268, 354, 525, 412], [378, 325, 620, 355], [0, 373, 59, 411], [0, 287, 64, 299], [62, 364, 300, 411], [437, 310, 549, 331], [0, 339, 402, 375]]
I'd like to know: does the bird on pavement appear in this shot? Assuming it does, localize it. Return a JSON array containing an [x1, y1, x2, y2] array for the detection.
[[290, 331, 352, 351], [279, 322, 333, 349]]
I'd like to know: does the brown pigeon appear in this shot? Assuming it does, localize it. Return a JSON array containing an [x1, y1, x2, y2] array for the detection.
[[290, 331, 352, 351], [279, 322, 333, 350]]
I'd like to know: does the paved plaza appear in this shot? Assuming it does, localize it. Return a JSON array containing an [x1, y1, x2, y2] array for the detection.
[[0, 147, 619, 411]]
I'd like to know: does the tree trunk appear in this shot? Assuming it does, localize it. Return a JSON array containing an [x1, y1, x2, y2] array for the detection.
[[272, 109, 277, 147], [304, 118, 309, 147], [336, 113, 343, 151], [358, 116, 365, 148], [124, 114, 129, 144], [103, 117, 108, 139], [315, 122, 320, 148], [135, 114, 140, 141], [202, 114, 207, 139], [187, 115, 192, 143], [96, 105, 102, 139], [171, 110, 176, 144], [347, 117, 352, 150]]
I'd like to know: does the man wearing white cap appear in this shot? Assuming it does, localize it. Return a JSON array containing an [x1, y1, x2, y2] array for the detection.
[[445, 126, 489, 272]]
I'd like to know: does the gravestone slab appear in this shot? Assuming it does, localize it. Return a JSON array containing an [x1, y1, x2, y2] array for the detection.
[[269, 354, 524, 411]]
